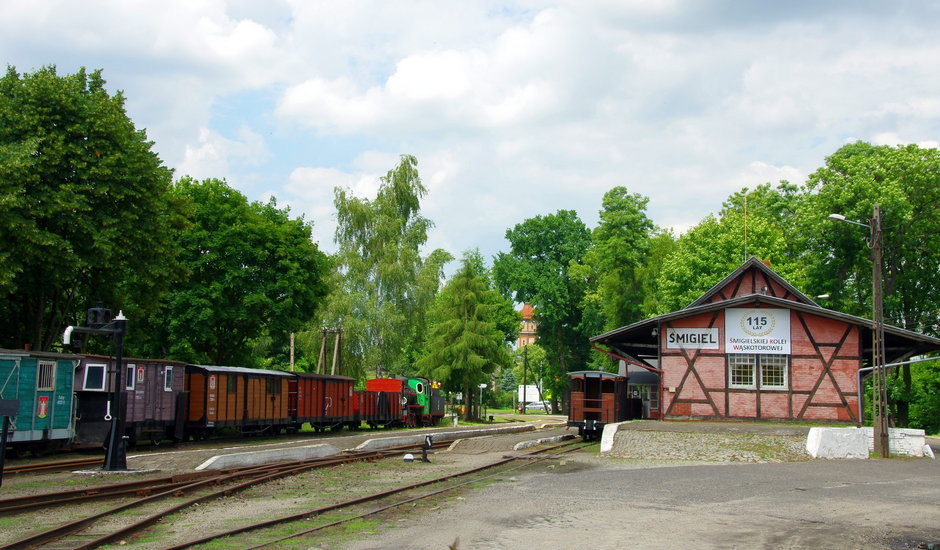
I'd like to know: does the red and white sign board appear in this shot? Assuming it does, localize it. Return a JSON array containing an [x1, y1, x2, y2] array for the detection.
[[37, 395, 49, 418]]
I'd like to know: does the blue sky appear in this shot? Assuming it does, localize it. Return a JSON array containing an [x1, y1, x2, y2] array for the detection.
[[2, 1, 938, 263]]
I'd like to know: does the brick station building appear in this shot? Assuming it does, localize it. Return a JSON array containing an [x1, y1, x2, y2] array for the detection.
[[591, 257, 940, 422]]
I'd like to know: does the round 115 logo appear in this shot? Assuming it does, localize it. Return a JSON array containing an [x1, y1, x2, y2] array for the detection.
[[740, 309, 777, 337]]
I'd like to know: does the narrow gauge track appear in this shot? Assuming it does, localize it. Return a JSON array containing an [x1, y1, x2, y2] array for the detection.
[[0, 457, 103, 475], [0, 441, 451, 550], [168, 438, 588, 550]]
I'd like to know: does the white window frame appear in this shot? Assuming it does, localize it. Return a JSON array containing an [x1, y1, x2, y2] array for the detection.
[[83, 363, 107, 391], [125, 363, 136, 390], [728, 354, 756, 389], [37, 361, 56, 391], [728, 354, 789, 390], [164, 366, 174, 392], [759, 355, 789, 390]]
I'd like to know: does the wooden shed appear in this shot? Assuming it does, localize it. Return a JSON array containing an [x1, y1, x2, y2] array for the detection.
[[591, 257, 940, 423]]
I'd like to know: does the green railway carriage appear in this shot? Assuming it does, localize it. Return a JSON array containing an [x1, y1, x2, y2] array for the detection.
[[0, 349, 80, 455]]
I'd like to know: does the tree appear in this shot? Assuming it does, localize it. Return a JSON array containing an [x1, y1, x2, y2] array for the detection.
[[319, 155, 450, 380], [0, 65, 182, 350], [798, 142, 940, 426], [656, 184, 806, 314], [135, 177, 329, 366], [570, 187, 656, 347], [493, 210, 592, 410], [417, 252, 514, 420]]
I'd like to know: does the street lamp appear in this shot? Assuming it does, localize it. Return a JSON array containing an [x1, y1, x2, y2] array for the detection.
[[830, 205, 889, 457]]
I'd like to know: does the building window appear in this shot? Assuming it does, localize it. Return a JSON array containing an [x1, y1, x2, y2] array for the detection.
[[729, 354, 756, 388], [630, 384, 660, 410], [37, 361, 56, 390], [84, 364, 106, 391], [728, 354, 789, 390], [760, 355, 788, 389], [164, 366, 174, 391]]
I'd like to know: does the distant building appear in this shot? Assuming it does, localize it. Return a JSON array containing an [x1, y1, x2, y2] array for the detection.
[[517, 303, 537, 347]]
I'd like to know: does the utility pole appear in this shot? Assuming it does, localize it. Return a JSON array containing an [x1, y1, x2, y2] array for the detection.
[[870, 205, 890, 457], [522, 345, 528, 415], [829, 205, 890, 457]]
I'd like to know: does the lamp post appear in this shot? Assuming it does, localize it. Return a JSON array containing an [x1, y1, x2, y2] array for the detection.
[[829, 205, 890, 457]]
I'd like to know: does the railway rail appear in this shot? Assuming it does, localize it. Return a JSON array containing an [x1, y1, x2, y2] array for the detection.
[[172, 438, 588, 549], [0, 441, 454, 549], [0, 457, 103, 475]]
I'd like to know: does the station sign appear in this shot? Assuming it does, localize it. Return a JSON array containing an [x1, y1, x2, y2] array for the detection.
[[665, 328, 719, 350], [725, 308, 791, 354]]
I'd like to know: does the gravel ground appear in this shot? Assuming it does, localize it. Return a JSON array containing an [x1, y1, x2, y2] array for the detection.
[[3, 421, 937, 550], [339, 423, 940, 550]]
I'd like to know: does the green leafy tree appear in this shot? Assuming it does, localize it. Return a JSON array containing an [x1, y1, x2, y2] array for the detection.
[[494, 210, 592, 410], [136, 177, 329, 366], [0, 65, 182, 350], [417, 252, 514, 420], [570, 187, 656, 361], [798, 142, 940, 426], [319, 155, 450, 380], [656, 184, 805, 314]]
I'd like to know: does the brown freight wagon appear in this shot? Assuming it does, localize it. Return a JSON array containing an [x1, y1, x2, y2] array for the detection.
[[74, 355, 187, 446], [290, 372, 357, 432], [185, 365, 292, 439], [567, 371, 633, 440]]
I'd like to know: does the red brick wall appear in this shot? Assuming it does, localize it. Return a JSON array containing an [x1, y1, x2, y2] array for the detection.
[[661, 307, 861, 423]]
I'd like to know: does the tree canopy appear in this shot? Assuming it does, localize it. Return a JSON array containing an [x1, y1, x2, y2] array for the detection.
[[316, 155, 451, 380], [0, 65, 181, 350], [417, 251, 515, 420], [493, 210, 592, 409], [131, 177, 329, 366]]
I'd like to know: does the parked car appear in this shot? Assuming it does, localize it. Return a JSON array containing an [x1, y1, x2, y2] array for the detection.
[[519, 401, 551, 412]]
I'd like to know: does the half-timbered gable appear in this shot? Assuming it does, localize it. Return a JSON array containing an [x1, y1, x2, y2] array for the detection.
[[591, 257, 940, 423]]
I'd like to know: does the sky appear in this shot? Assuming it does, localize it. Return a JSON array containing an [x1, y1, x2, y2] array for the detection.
[[2, 1, 939, 264]]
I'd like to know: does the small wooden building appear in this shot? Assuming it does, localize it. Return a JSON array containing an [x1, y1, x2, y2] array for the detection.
[[591, 258, 940, 423]]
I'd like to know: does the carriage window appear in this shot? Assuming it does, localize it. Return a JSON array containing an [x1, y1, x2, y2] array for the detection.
[[266, 378, 278, 394], [37, 361, 55, 390], [164, 366, 174, 391], [126, 364, 136, 390], [83, 364, 106, 390], [227, 376, 237, 393]]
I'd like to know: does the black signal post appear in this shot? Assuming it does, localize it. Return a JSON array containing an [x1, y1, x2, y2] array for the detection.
[[64, 306, 129, 471]]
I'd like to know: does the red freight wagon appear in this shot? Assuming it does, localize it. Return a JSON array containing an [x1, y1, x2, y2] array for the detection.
[[185, 365, 292, 439], [290, 372, 357, 431], [74, 355, 187, 446]]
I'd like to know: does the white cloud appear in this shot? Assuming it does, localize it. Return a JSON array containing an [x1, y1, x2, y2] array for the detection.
[[3, 1, 940, 264], [177, 126, 271, 182]]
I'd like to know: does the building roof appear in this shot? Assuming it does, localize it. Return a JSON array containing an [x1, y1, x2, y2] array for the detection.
[[520, 303, 535, 320]]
